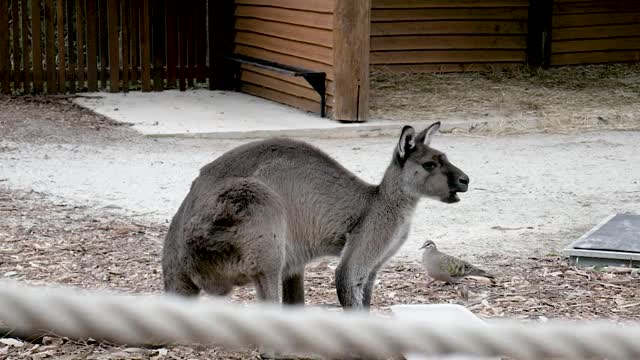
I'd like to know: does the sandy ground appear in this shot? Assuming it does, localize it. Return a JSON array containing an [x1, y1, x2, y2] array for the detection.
[[2, 96, 639, 262]]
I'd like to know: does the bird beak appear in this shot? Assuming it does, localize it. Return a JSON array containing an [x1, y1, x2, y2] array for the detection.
[[419, 244, 426, 249]]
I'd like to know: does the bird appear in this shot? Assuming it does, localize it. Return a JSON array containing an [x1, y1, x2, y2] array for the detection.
[[420, 240, 494, 284]]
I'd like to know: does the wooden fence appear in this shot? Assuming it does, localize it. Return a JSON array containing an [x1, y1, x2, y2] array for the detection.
[[0, 0, 235, 95]]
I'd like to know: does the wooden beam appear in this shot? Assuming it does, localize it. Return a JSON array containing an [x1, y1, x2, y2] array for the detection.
[[12, 0, 22, 91], [333, 0, 370, 121], [22, 0, 31, 93], [66, 0, 76, 92], [527, 0, 554, 68]]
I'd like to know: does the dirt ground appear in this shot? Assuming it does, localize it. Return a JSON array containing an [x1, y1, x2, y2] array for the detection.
[[1, 64, 640, 359], [371, 64, 640, 133]]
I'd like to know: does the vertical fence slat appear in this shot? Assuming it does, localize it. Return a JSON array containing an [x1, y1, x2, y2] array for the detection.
[[196, 0, 206, 83], [152, 0, 164, 91], [121, 0, 129, 91], [130, 0, 139, 82], [32, 0, 43, 93], [165, 0, 176, 88], [57, 0, 66, 92], [44, 0, 56, 93], [207, 0, 213, 90], [178, 3, 186, 91], [0, 0, 9, 94], [86, 0, 97, 91], [76, 0, 85, 89], [187, 3, 194, 87], [12, 0, 22, 90], [99, 0, 108, 89], [140, 0, 151, 91], [107, 0, 119, 92], [22, 0, 31, 93], [66, 0, 76, 92]]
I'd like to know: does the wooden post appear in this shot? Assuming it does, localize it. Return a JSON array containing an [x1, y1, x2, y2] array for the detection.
[[152, 0, 165, 91], [140, 0, 151, 91], [66, 0, 76, 92], [76, 0, 86, 89], [527, 0, 554, 69], [22, 0, 31, 93], [12, 0, 22, 91], [332, 0, 370, 122], [57, 0, 66, 92], [121, 0, 129, 91], [32, 0, 44, 93], [0, 0, 9, 94], [44, 0, 56, 93], [87, 0, 98, 91], [107, 0, 119, 92]]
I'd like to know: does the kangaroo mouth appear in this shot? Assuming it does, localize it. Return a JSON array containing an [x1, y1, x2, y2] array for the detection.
[[441, 192, 460, 203]]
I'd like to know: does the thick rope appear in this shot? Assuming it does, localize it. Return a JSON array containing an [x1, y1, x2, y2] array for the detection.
[[0, 280, 639, 359]]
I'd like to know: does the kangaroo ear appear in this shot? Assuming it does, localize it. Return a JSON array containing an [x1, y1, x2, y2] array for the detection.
[[397, 125, 416, 159], [416, 121, 441, 146]]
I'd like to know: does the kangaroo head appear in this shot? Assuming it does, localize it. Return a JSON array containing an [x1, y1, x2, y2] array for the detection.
[[395, 122, 469, 203]]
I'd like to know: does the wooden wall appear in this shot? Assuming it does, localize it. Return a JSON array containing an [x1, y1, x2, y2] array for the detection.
[[233, 0, 335, 116], [370, 0, 529, 72], [551, 1, 640, 66]]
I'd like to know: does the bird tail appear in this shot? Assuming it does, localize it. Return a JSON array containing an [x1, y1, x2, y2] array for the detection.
[[469, 267, 494, 279]]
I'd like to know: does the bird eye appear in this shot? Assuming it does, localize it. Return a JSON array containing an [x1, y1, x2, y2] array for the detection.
[[422, 161, 437, 171]]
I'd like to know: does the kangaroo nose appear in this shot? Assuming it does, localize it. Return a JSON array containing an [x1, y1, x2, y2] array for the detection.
[[457, 174, 469, 191]]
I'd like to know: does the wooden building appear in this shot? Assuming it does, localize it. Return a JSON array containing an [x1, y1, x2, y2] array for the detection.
[[1, 0, 639, 122]]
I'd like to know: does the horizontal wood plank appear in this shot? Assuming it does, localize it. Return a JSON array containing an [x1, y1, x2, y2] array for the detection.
[[235, 0, 334, 13], [372, 62, 523, 73], [236, 6, 332, 29], [372, 0, 528, 8], [236, 18, 333, 47], [371, 20, 527, 35], [242, 83, 326, 114], [371, 49, 526, 64], [552, 37, 640, 53], [553, 24, 640, 41], [553, 1, 640, 15], [234, 44, 334, 79], [551, 50, 640, 65], [372, 7, 528, 21], [371, 35, 526, 50], [235, 31, 333, 65], [553, 12, 640, 28]]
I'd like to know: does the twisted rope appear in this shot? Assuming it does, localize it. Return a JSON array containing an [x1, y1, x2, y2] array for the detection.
[[0, 280, 639, 359]]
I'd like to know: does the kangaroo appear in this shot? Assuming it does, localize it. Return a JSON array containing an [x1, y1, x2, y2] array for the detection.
[[162, 122, 469, 309]]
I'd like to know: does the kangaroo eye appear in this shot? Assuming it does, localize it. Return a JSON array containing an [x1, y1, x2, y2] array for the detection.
[[422, 161, 437, 171]]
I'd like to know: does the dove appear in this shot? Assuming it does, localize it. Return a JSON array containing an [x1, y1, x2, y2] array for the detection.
[[420, 240, 494, 284]]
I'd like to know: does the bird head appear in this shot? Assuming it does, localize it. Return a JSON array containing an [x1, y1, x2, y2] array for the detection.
[[420, 240, 437, 251]]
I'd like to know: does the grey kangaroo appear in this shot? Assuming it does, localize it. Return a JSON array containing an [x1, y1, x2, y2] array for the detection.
[[162, 122, 469, 309]]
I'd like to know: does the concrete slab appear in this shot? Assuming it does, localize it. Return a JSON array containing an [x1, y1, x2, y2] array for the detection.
[[73, 90, 516, 139], [564, 213, 640, 268]]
